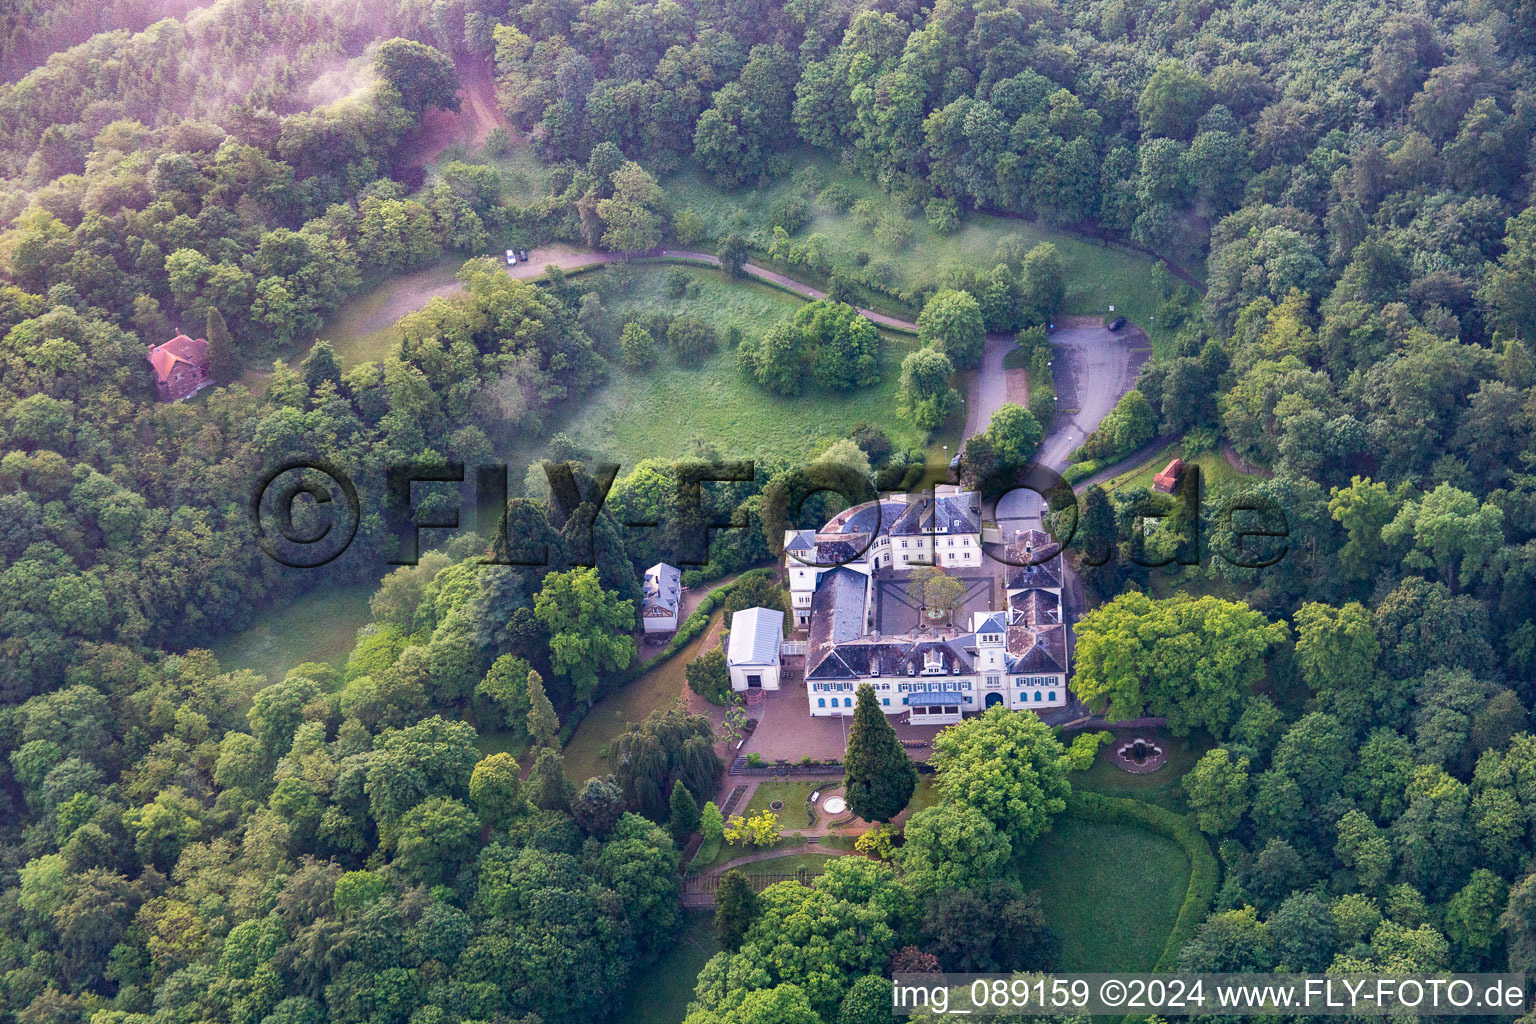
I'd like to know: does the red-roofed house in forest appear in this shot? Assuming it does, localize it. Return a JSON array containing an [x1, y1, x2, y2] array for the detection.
[[146, 334, 211, 402]]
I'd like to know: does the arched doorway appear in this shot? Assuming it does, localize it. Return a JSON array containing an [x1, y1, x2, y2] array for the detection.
[[985, 692, 1003, 709]]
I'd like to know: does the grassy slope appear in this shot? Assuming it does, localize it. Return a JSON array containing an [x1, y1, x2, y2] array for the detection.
[[622, 912, 720, 1024], [731, 851, 840, 876], [1098, 443, 1258, 497], [507, 264, 931, 471], [665, 150, 1179, 351], [210, 582, 376, 684], [1026, 815, 1190, 972], [560, 610, 723, 784]]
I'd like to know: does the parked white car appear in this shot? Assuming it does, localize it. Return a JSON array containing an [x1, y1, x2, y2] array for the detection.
[[505, 249, 517, 265]]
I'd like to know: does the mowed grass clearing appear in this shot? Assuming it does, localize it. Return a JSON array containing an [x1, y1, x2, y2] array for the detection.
[[1099, 442, 1262, 498], [729, 851, 842, 877], [664, 150, 1184, 351], [1025, 815, 1190, 972], [561, 609, 724, 784], [210, 581, 377, 686], [507, 264, 931, 470], [621, 911, 720, 1024], [1072, 730, 1214, 813]]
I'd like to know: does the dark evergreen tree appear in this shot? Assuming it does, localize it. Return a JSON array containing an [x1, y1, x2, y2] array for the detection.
[[205, 306, 242, 387], [668, 778, 701, 845], [714, 869, 759, 951], [571, 775, 624, 838], [527, 746, 575, 812], [300, 339, 342, 395], [844, 684, 917, 822]]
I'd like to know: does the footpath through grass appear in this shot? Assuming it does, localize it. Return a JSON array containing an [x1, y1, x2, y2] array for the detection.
[[560, 609, 723, 784], [1026, 815, 1190, 972], [620, 911, 719, 1024], [664, 150, 1182, 351]]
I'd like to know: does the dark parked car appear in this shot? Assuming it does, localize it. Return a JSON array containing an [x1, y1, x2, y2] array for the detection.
[[517, 249, 529, 262], [1108, 316, 1126, 331]]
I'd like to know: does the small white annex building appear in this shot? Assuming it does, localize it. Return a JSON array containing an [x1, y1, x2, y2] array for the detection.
[[641, 562, 682, 634], [727, 607, 784, 691]]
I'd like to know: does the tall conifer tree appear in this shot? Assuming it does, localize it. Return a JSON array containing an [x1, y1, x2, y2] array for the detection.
[[844, 684, 917, 821]]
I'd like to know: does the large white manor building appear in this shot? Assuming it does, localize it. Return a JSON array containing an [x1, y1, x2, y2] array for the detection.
[[783, 487, 1069, 726]]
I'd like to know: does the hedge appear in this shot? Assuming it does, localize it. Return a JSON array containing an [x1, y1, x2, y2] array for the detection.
[[1065, 792, 1219, 972], [1062, 460, 1102, 485]]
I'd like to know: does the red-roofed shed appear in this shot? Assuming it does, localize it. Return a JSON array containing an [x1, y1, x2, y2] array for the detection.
[[1151, 458, 1186, 494]]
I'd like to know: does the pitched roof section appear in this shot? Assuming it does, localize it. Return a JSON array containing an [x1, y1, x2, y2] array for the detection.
[[785, 530, 814, 552], [642, 562, 682, 617], [1010, 588, 1060, 626], [973, 611, 1009, 635], [1006, 622, 1067, 673], [146, 334, 209, 383], [805, 567, 869, 678], [728, 607, 784, 666], [1003, 528, 1064, 591]]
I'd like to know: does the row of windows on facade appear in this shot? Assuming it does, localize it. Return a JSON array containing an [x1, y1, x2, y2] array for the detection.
[[815, 690, 1059, 708], [810, 676, 1056, 692]]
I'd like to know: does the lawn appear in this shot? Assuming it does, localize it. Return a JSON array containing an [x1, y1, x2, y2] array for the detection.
[[1072, 729, 1214, 812], [1025, 815, 1190, 972], [210, 581, 377, 686], [903, 776, 943, 817], [560, 610, 723, 784], [620, 912, 720, 1024], [1098, 441, 1262, 498], [307, 259, 464, 368], [664, 150, 1184, 352], [502, 263, 934, 472], [743, 779, 837, 831], [729, 851, 841, 877]]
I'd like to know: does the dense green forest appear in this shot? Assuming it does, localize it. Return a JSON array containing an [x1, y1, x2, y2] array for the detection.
[[5, 0, 1536, 1021]]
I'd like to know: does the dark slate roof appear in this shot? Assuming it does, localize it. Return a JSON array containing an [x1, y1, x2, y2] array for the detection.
[[806, 568, 869, 678], [1003, 530, 1064, 590], [814, 539, 865, 564], [887, 490, 982, 537], [815, 492, 982, 542], [1005, 561, 1062, 591], [820, 500, 908, 538], [785, 531, 814, 552], [1010, 588, 1060, 626], [936, 492, 982, 533], [975, 611, 1009, 634], [1006, 622, 1067, 674]]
